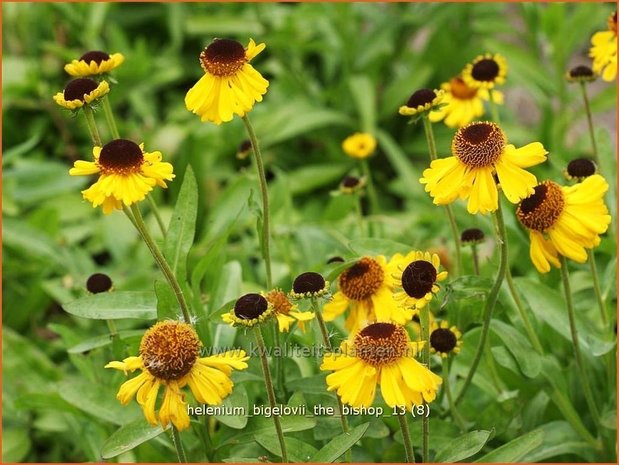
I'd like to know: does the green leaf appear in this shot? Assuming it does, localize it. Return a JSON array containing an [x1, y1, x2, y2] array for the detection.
[[349, 75, 376, 132], [474, 429, 544, 462], [347, 237, 415, 257], [62, 291, 157, 320], [214, 385, 249, 429], [163, 165, 197, 284], [491, 320, 541, 378], [67, 330, 144, 354], [255, 435, 318, 462], [2, 428, 32, 462], [286, 163, 351, 195], [155, 280, 177, 321], [434, 429, 493, 463], [520, 421, 596, 462], [219, 414, 316, 448], [309, 422, 370, 462], [375, 129, 420, 195], [100, 418, 167, 459]]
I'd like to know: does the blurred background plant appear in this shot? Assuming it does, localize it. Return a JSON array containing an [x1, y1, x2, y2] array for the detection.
[[2, 2, 616, 462]]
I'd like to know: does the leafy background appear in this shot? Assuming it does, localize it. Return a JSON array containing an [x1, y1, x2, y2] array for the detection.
[[2, 2, 617, 463]]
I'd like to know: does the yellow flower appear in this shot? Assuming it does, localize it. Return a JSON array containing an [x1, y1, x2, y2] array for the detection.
[[265, 289, 314, 332], [420, 121, 547, 215], [185, 38, 269, 125], [398, 88, 444, 117], [320, 322, 442, 408], [53, 79, 109, 110], [429, 321, 462, 358], [393, 251, 448, 310], [106, 321, 249, 431], [342, 133, 377, 159], [516, 175, 611, 273], [565, 65, 597, 84], [462, 53, 508, 89], [69, 139, 175, 214], [64, 51, 125, 77], [589, 12, 617, 82], [222, 293, 275, 328], [289, 272, 330, 299], [339, 175, 367, 195], [563, 158, 597, 182], [428, 76, 503, 128], [322, 255, 412, 333]]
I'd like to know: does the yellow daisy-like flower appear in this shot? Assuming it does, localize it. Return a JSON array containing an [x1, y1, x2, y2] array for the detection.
[[565, 65, 597, 84], [563, 158, 597, 182], [322, 255, 412, 333], [265, 289, 314, 333], [429, 321, 462, 358], [53, 78, 110, 110], [420, 121, 548, 215], [320, 322, 442, 409], [342, 132, 377, 159], [105, 321, 249, 431], [516, 175, 611, 273], [428, 76, 504, 128], [393, 251, 448, 310], [69, 139, 175, 214], [462, 53, 508, 90], [289, 272, 330, 300], [185, 38, 269, 125], [222, 293, 275, 328], [339, 175, 367, 195], [65, 50, 125, 77], [589, 12, 617, 82], [398, 88, 445, 117]]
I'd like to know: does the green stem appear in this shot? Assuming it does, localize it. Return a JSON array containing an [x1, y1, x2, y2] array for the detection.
[[588, 249, 608, 327], [397, 414, 415, 463], [420, 305, 430, 463], [579, 82, 599, 165], [254, 326, 288, 462], [353, 192, 365, 237], [127, 205, 191, 324], [273, 321, 286, 403], [360, 158, 379, 215], [106, 319, 118, 337], [488, 89, 500, 124], [147, 195, 167, 237], [444, 358, 467, 432], [241, 115, 272, 289], [455, 201, 507, 404], [101, 94, 120, 139], [171, 426, 187, 463], [82, 105, 102, 146], [559, 256, 601, 427], [505, 268, 544, 354], [422, 116, 461, 276], [483, 344, 504, 393], [470, 244, 480, 275]]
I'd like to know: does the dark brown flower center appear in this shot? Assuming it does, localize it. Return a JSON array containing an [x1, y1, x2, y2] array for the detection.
[[460, 228, 485, 244], [327, 256, 345, 264], [98, 139, 144, 174], [471, 58, 500, 82], [450, 77, 478, 100], [430, 327, 457, 353], [265, 290, 293, 315], [569, 65, 594, 79], [401, 260, 437, 299], [341, 176, 361, 188], [86, 273, 112, 293], [339, 257, 384, 301], [63, 78, 99, 101], [140, 321, 201, 380], [292, 272, 326, 295], [234, 293, 269, 320], [566, 158, 596, 178], [353, 323, 409, 366], [406, 88, 437, 108], [200, 39, 246, 76], [453, 121, 506, 168], [79, 50, 111, 65], [516, 181, 565, 232]]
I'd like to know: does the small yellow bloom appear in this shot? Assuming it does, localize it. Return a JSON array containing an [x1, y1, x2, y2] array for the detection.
[[106, 321, 249, 431], [320, 322, 442, 409], [65, 51, 125, 77], [429, 321, 462, 358], [589, 12, 617, 82], [565, 65, 597, 84], [398, 88, 444, 117], [53, 79, 109, 110], [516, 176, 611, 273], [185, 38, 269, 125], [69, 140, 174, 214], [393, 251, 448, 310], [222, 293, 275, 328], [462, 53, 508, 90], [342, 133, 377, 159], [265, 289, 314, 333]]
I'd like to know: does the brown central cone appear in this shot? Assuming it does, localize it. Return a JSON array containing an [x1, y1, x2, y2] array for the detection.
[[98, 139, 144, 174], [472, 58, 500, 82], [339, 257, 383, 301], [516, 181, 565, 232], [292, 272, 326, 294], [430, 327, 457, 353], [79, 50, 111, 64], [453, 121, 506, 168], [265, 290, 293, 315], [406, 88, 437, 108], [64, 78, 99, 101], [450, 77, 478, 100], [353, 323, 409, 366], [401, 260, 437, 299], [200, 39, 246, 76], [140, 321, 201, 380], [234, 293, 269, 320]]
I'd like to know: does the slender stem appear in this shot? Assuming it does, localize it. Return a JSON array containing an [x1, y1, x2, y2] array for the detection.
[[471, 244, 480, 276], [505, 268, 544, 354], [313, 301, 352, 462], [483, 344, 504, 393], [147, 196, 167, 236], [273, 321, 286, 403], [579, 82, 599, 165], [488, 89, 500, 124], [420, 305, 430, 463], [588, 249, 608, 327], [241, 115, 272, 289], [360, 158, 379, 212], [82, 105, 101, 146], [353, 192, 365, 237], [101, 95, 120, 139], [444, 358, 467, 432], [254, 326, 288, 462], [397, 414, 415, 463], [455, 201, 507, 404], [127, 205, 191, 324], [171, 426, 187, 463], [559, 256, 601, 426], [422, 116, 461, 276], [106, 319, 118, 337]]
